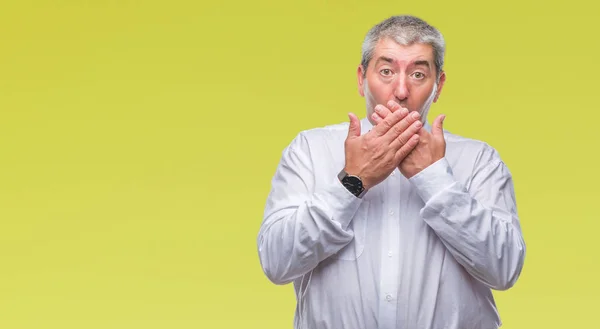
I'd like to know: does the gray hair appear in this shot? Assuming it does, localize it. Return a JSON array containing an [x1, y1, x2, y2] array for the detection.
[[360, 15, 445, 82]]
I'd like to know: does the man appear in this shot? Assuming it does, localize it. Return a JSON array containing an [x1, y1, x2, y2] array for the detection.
[[257, 15, 526, 329]]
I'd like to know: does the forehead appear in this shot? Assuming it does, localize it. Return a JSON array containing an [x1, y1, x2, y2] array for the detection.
[[371, 37, 434, 65]]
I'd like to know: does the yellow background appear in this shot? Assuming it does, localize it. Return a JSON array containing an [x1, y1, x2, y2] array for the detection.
[[1, 0, 598, 328]]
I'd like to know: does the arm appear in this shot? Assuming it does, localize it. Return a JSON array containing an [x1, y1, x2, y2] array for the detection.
[[258, 110, 423, 285], [257, 133, 364, 285], [409, 154, 526, 291]]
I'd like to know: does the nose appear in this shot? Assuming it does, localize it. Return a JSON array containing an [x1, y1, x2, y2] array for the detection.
[[393, 77, 409, 102]]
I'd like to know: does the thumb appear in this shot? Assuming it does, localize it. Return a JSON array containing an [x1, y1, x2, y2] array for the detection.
[[432, 114, 446, 138], [347, 112, 361, 138]]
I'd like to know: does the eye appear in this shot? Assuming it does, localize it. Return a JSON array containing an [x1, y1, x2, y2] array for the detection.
[[380, 69, 393, 76], [412, 72, 425, 79]]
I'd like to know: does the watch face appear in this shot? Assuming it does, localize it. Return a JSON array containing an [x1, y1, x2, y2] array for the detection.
[[342, 175, 363, 195]]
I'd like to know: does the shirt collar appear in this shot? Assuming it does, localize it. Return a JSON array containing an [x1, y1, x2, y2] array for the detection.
[[360, 117, 372, 136]]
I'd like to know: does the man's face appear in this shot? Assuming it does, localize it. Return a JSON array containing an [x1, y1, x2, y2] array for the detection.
[[357, 37, 446, 125]]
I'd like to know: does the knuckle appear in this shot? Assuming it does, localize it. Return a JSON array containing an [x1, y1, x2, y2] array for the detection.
[[397, 134, 408, 146], [381, 119, 391, 129], [397, 123, 409, 135], [393, 123, 403, 135]]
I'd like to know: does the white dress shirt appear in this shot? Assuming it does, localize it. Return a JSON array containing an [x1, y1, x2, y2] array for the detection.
[[257, 118, 526, 329]]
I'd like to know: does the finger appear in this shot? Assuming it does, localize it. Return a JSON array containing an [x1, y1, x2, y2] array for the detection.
[[347, 112, 361, 138], [373, 104, 392, 120], [393, 134, 420, 164], [386, 100, 403, 113], [432, 114, 446, 139], [389, 118, 423, 150], [371, 112, 384, 125], [381, 110, 421, 143], [372, 107, 409, 137]]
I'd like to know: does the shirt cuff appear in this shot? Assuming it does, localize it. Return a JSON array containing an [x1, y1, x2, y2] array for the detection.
[[409, 157, 456, 204], [316, 173, 365, 230]]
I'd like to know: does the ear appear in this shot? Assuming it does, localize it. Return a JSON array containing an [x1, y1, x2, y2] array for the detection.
[[433, 71, 446, 103], [357, 65, 365, 97]]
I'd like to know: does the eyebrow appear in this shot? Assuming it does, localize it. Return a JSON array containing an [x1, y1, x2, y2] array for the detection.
[[375, 56, 395, 65], [374, 57, 431, 69], [413, 60, 430, 68]]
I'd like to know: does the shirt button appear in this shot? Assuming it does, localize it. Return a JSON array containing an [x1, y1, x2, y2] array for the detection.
[[389, 210, 394, 216], [386, 294, 393, 301], [388, 251, 392, 257], [391, 171, 395, 176]]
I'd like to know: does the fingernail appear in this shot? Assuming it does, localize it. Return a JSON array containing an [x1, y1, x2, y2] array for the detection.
[[400, 108, 408, 116], [411, 112, 420, 119]]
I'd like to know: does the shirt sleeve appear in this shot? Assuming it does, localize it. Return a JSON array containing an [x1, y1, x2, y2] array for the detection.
[[408, 154, 526, 291], [257, 132, 364, 285]]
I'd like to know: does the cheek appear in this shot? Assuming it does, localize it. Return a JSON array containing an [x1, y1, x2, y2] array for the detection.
[[369, 83, 394, 102], [414, 87, 435, 104]]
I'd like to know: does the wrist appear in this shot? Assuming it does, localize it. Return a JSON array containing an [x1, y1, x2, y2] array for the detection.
[[338, 169, 368, 198], [408, 157, 455, 203], [342, 166, 375, 190]]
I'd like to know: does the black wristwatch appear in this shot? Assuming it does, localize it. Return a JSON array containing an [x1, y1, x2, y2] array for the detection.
[[338, 169, 367, 198]]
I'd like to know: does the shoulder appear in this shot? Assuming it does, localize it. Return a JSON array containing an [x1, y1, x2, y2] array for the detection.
[[443, 129, 505, 168], [284, 121, 349, 153], [272, 122, 348, 176], [299, 121, 349, 141]]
